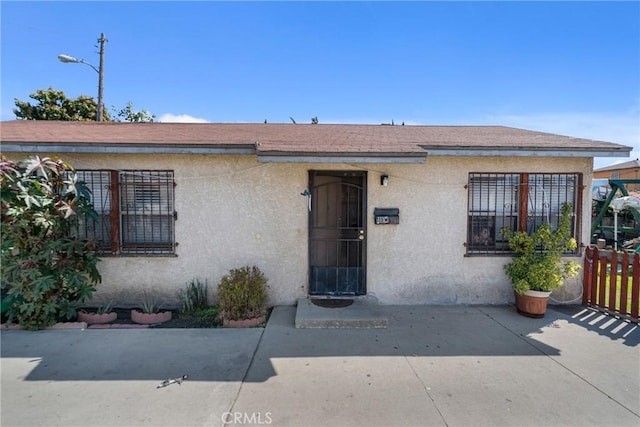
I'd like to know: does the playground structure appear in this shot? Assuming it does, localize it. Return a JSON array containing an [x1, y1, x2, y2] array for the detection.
[[591, 179, 640, 251]]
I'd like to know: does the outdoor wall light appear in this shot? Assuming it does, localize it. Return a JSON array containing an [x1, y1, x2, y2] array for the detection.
[[381, 175, 389, 186]]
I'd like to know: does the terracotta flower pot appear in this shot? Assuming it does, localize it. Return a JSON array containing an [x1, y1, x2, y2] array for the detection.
[[77, 311, 117, 325], [223, 315, 265, 328], [514, 290, 551, 318], [131, 309, 172, 325]]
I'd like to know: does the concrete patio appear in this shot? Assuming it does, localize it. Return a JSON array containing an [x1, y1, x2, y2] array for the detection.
[[1, 304, 638, 426]]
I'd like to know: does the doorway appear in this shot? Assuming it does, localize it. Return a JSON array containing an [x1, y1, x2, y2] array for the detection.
[[308, 171, 367, 296]]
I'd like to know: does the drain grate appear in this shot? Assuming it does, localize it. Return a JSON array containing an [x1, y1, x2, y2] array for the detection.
[[311, 299, 354, 308]]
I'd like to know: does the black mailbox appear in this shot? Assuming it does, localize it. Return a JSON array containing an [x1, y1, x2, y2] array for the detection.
[[374, 208, 399, 225]]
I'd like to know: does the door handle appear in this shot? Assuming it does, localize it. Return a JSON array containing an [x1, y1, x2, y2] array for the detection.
[[358, 230, 365, 240]]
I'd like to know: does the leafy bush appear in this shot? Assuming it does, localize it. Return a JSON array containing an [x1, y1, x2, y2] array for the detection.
[[0, 156, 101, 329], [502, 203, 580, 294], [217, 266, 268, 321], [178, 279, 208, 313]]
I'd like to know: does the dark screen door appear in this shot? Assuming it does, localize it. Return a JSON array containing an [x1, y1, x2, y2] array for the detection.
[[309, 171, 366, 296]]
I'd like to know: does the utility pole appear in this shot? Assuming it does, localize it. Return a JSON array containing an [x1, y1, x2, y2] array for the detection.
[[58, 33, 107, 122], [97, 33, 106, 122]]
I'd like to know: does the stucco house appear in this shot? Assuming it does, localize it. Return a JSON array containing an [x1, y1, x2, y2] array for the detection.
[[0, 121, 632, 307], [594, 158, 640, 192]]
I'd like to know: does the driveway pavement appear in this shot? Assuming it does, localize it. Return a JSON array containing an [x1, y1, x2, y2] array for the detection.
[[1, 305, 638, 427]]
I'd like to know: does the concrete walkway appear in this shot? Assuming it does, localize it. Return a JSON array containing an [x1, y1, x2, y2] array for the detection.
[[1, 305, 638, 427]]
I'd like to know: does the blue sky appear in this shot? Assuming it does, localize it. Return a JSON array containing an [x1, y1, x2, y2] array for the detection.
[[1, 1, 638, 167]]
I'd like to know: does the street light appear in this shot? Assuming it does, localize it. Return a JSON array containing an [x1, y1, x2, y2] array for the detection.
[[58, 33, 107, 122]]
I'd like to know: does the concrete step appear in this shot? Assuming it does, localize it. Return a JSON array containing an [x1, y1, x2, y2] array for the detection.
[[295, 297, 388, 328]]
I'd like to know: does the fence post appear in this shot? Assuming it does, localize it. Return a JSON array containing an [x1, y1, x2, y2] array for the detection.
[[583, 246, 592, 305], [620, 251, 630, 317], [608, 251, 618, 312], [591, 247, 600, 305], [598, 250, 608, 307], [632, 253, 639, 319]]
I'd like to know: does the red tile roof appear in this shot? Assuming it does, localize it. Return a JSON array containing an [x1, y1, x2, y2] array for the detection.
[[0, 120, 631, 158]]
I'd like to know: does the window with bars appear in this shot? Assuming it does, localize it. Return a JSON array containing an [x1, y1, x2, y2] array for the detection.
[[466, 172, 581, 255], [74, 170, 176, 255]]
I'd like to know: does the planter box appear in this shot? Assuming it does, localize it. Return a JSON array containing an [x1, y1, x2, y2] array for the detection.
[[131, 309, 172, 325], [77, 311, 117, 325], [515, 291, 551, 318], [223, 316, 265, 328]]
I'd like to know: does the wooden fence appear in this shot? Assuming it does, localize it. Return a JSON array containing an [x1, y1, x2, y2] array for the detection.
[[583, 246, 639, 322]]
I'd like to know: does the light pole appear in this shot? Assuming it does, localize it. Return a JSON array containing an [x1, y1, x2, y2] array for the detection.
[[58, 33, 107, 122]]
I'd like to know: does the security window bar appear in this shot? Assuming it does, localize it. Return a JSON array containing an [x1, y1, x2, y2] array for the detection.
[[526, 174, 578, 235], [467, 174, 519, 254], [74, 170, 113, 251], [120, 171, 175, 255], [467, 173, 580, 255], [75, 170, 176, 256]]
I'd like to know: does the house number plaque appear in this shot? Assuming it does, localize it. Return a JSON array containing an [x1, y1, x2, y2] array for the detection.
[[374, 208, 400, 225]]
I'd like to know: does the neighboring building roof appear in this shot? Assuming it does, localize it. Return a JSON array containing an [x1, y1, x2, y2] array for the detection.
[[0, 120, 632, 164], [593, 158, 640, 172]]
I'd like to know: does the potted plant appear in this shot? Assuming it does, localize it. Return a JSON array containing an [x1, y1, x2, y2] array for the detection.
[[501, 203, 581, 317], [217, 265, 268, 327], [131, 293, 172, 325], [77, 301, 117, 325]]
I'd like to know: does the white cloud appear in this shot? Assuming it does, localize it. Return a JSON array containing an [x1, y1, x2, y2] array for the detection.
[[158, 113, 208, 123]]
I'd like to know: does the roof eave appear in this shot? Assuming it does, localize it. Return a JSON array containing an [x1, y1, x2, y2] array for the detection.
[[421, 146, 633, 158], [257, 151, 427, 164], [0, 142, 256, 155]]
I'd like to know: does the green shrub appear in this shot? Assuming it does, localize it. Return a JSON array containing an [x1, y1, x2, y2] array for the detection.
[[178, 279, 208, 313], [502, 203, 580, 294], [217, 266, 268, 321], [1, 156, 101, 329]]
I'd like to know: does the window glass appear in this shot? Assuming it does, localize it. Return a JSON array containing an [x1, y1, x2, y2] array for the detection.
[[74, 170, 175, 255], [467, 172, 579, 255], [119, 171, 174, 254], [75, 170, 111, 250], [467, 174, 519, 253], [527, 174, 578, 234]]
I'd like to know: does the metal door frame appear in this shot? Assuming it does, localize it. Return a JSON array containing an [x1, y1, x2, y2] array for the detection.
[[308, 170, 367, 297]]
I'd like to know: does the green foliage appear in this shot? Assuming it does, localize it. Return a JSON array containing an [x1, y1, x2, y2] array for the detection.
[[183, 306, 219, 327], [139, 292, 163, 314], [1, 156, 101, 329], [13, 88, 154, 123], [178, 279, 208, 313], [217, 266, 268, 321], [114, 101, 155, 123], [96, 301, 115, 315], [79, 300, 114, 315], [13, 87, 111, 121], [501, 203, 580, 294]]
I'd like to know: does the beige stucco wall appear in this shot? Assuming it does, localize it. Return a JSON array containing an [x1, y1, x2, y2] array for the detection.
[[4, 152, 593, 307]]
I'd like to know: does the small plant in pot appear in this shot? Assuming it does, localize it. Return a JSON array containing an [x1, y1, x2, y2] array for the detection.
[[501, 203, 581, 318], [77, 301, 117, 325], [131, 293, 172, 325], [217, 265, 268, 327]]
